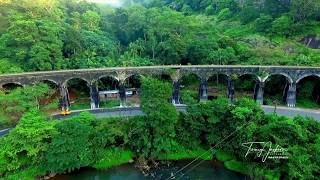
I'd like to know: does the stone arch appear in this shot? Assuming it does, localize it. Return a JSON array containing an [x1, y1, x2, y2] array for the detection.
[[96, 75, 121, 108], [64, 77, 91, 110], [157, 69, 172, 80], [206, 73, 230, 100], [296, 75, 320, 107], [263, 74, 292, 105], [121, 74, 142, 92], [178, 73, 202, 104], [235, 74, 259, 99], [123, 73, 143, 83], [2, 81, 24, 87], [1, 82, 24, 90], [179, 71, 202, 82], [158, 72, 173, 82], [207, 73, 230, 79], [179, 72, 202, 82], [207, 72, 231, 80], [238, 73, 260, 81], [97, 74, 119, 83], [263, 73, 293, 84], [296, 74, 320, 84], [145, 72, 173, 87], [32, 79, 61, 110], [122, 74, 142, 107], [63, 77, 90, 86], [33, 79, 59, 86]]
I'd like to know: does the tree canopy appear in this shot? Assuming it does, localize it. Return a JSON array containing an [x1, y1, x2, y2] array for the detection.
[[0, 0, 319, 73]]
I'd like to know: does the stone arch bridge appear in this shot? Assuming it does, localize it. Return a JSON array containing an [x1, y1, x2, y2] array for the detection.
[[0, 65, 319, 110]]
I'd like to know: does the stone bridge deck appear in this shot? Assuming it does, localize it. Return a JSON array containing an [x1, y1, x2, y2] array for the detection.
[[0, 65, 320, 85], [1, 65, 319, 109]]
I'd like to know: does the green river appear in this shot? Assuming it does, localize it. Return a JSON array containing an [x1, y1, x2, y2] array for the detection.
[[51, 160, 246, 180]]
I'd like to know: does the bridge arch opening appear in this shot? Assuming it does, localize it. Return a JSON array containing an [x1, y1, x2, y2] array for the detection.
[[123, 74, 141, 107], [97, 76, 120, 108], [1, 83, 23, 92], [235, 74, 258, 99], [296, 75, 320, 109], [179, 73, 201, 105], [296, 74, 320, 84], [66, 78, 91, 110], [34, 79, 59, 87], [207, 74, 229, 100], [159, 73, 172, 83], [33, 80, 60, 113], [264, 73, 293, 84], [263, 74, 290, 106], [40, 80, 58, 88], [150, 73, 172, 83]]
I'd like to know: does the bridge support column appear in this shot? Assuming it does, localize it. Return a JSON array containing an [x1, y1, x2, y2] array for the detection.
[[172, 80, 180, 104], [89, 83, 100, 109], [227, 77, 235, 102], [286, 82, 296, 107], [59, 84, 70, 111], [255, 81, 264, 105], [119, 83, 126, 107], [199, 79, 208, 102]]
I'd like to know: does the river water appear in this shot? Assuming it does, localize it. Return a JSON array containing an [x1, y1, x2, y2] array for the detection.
[[51, 160, 246, 180]]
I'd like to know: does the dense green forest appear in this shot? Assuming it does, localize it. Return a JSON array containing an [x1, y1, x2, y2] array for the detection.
[[0, 78, 319, 179], [0, 0, 320, 73]]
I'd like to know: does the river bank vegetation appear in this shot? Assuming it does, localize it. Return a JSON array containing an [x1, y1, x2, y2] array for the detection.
[[0, 77, 319, 179]]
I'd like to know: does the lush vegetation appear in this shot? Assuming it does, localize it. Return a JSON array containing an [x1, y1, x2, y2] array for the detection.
[[0, 83, 56, 128], [0, 77, 319, 179], [0, 0, 319, 73], [0, 0, 320, 179]]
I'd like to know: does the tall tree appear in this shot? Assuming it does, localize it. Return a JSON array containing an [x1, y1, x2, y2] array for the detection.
[[130, 77, 178, 158]]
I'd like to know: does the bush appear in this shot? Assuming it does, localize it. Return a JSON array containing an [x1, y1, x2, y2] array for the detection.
[[180, 89, 198, 105], [217, 8, 232, 21], [157, 144, 212, 160], [99, 99, 120, 108], [44, 112, 94, 173], [215, 150, 233, 162], [91, 148, 134, 170], [270, 15, 294, 37], [224, 160, 248, 174], [0, 110, 56, 177], [254, 14, 273, 33], [239, 6, 260, 24]]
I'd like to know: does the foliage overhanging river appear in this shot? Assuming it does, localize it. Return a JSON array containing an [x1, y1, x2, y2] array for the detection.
[[51, 160, 246, 180]]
